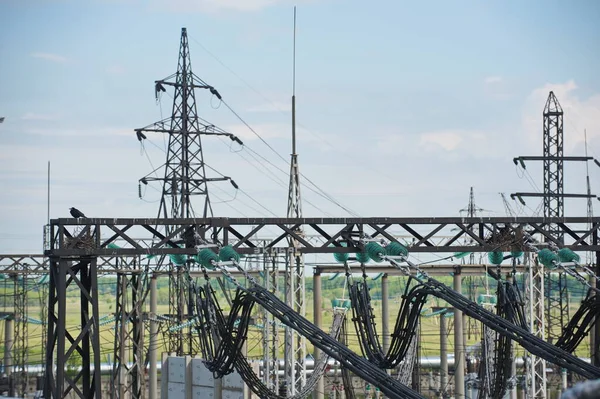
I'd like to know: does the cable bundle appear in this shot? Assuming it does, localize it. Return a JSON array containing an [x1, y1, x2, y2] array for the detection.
[[555, 292, 600, 353], [192, 246, 355, 399]]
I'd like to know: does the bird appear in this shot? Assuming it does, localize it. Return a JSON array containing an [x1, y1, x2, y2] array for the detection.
[[69, 207, 86, 218]]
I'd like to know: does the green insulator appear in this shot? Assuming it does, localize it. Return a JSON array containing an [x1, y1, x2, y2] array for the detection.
[[107, 243, 120, 249], [537, 249, 558, 268], [333, 252, 349, 263], [488, 251, 504, 265], [510, 250, 524, 259], [332, 242, 349, 263], [366, 242, 385, 263], [386, 242, 408, 257], [331, 299, 340, 308], [453, 252, 471, 259], [219, 245, 240, 263], [342, 299, 351, 309], [355, 250, 370, 264], [169, 253, 187, 266], [558, 248, 580, 263], [197, 249, 218, 269]]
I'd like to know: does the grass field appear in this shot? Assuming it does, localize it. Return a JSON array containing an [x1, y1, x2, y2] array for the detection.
[[0, 276, 593, 370]]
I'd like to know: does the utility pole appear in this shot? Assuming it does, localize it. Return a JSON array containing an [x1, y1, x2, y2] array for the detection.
[[285, 7, 307, 394], [135, 27, 239, 357]]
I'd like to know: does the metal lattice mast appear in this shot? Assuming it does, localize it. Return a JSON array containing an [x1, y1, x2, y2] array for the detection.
[[284, 7, 307, 394], [543, 92, 565, 241], [460, 188, 484, 339], [526, 254, 547, 398], [542, 93, 569, 350], [511, 91, 599, 394], [135, 27, 236, 356], [13, 267, 29, 397], [262, 251, 281, 392]]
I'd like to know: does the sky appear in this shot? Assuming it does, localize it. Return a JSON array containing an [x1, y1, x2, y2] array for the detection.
[[0, 0, 599, 254]]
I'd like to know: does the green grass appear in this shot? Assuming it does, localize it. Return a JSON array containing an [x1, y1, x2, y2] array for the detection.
[[0, 279, 593, 369]]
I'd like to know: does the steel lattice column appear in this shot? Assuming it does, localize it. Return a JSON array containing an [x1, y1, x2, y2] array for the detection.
[[38, 273, 49, 384], [13, 266, 28, 397], [285, 144, 306, 392], [269, 254, 280, 392], [111, 270, 146, 399], [44, 257, 102, 399], [167, 263, 184, 355], [526, 254, 547, 398]]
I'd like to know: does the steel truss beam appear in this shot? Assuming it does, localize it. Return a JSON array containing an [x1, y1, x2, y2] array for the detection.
[[35, 215, 599, 398], [45, 217, 600, 257]]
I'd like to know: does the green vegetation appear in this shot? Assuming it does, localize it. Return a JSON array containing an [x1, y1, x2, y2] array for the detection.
[[0, 273, 594, 367]]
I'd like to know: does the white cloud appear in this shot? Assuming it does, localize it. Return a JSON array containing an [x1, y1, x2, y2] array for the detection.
[[483, 75, 513, 100], [21, 113, 60, 121], [21, 126, 133, 138], [106, 65, 126, 75], [521, 80, 600, 153], [148, 0, 312, 12], [30, 52, 69, 63], [419, 130, 486, 152], [246, 101, 291, 113], [484, 76, 502, 84]]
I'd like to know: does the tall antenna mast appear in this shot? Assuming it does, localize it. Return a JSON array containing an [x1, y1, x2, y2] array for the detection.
[[285, 5, 307, 394], [292, 6, 297, 155], [584, 129, 594, 264]]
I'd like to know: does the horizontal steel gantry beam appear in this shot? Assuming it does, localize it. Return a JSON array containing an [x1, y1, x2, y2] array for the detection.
[[44, 216, 600, 257], [0, 255, 528, 277]]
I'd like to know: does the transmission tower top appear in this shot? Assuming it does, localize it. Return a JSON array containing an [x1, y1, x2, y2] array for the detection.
[[544, 91, 563, 115], [135, 28, 241, 220]]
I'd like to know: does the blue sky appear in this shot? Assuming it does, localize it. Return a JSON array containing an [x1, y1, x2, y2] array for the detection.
[[0, 0, 599, 253]]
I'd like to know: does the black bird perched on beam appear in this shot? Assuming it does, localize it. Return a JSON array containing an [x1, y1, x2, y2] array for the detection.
[[69, 207, 86, 218]]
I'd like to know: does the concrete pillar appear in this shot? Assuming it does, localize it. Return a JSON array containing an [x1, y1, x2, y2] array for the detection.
[[590, 273, 596, 365], [313, 271, 323, 399], [382, 274, 390, 354], [511, 357, 517, 399], [437, 308, 448, 398], [149, 275, 158, 399], [4, 318, 13, 376], [119, 276, 129, 399], [453, 272, 465, 399]]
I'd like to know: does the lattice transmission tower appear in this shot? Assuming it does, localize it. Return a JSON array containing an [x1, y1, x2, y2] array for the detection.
[[511, 91, 598, 396], [135, 27, 240, 356]]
